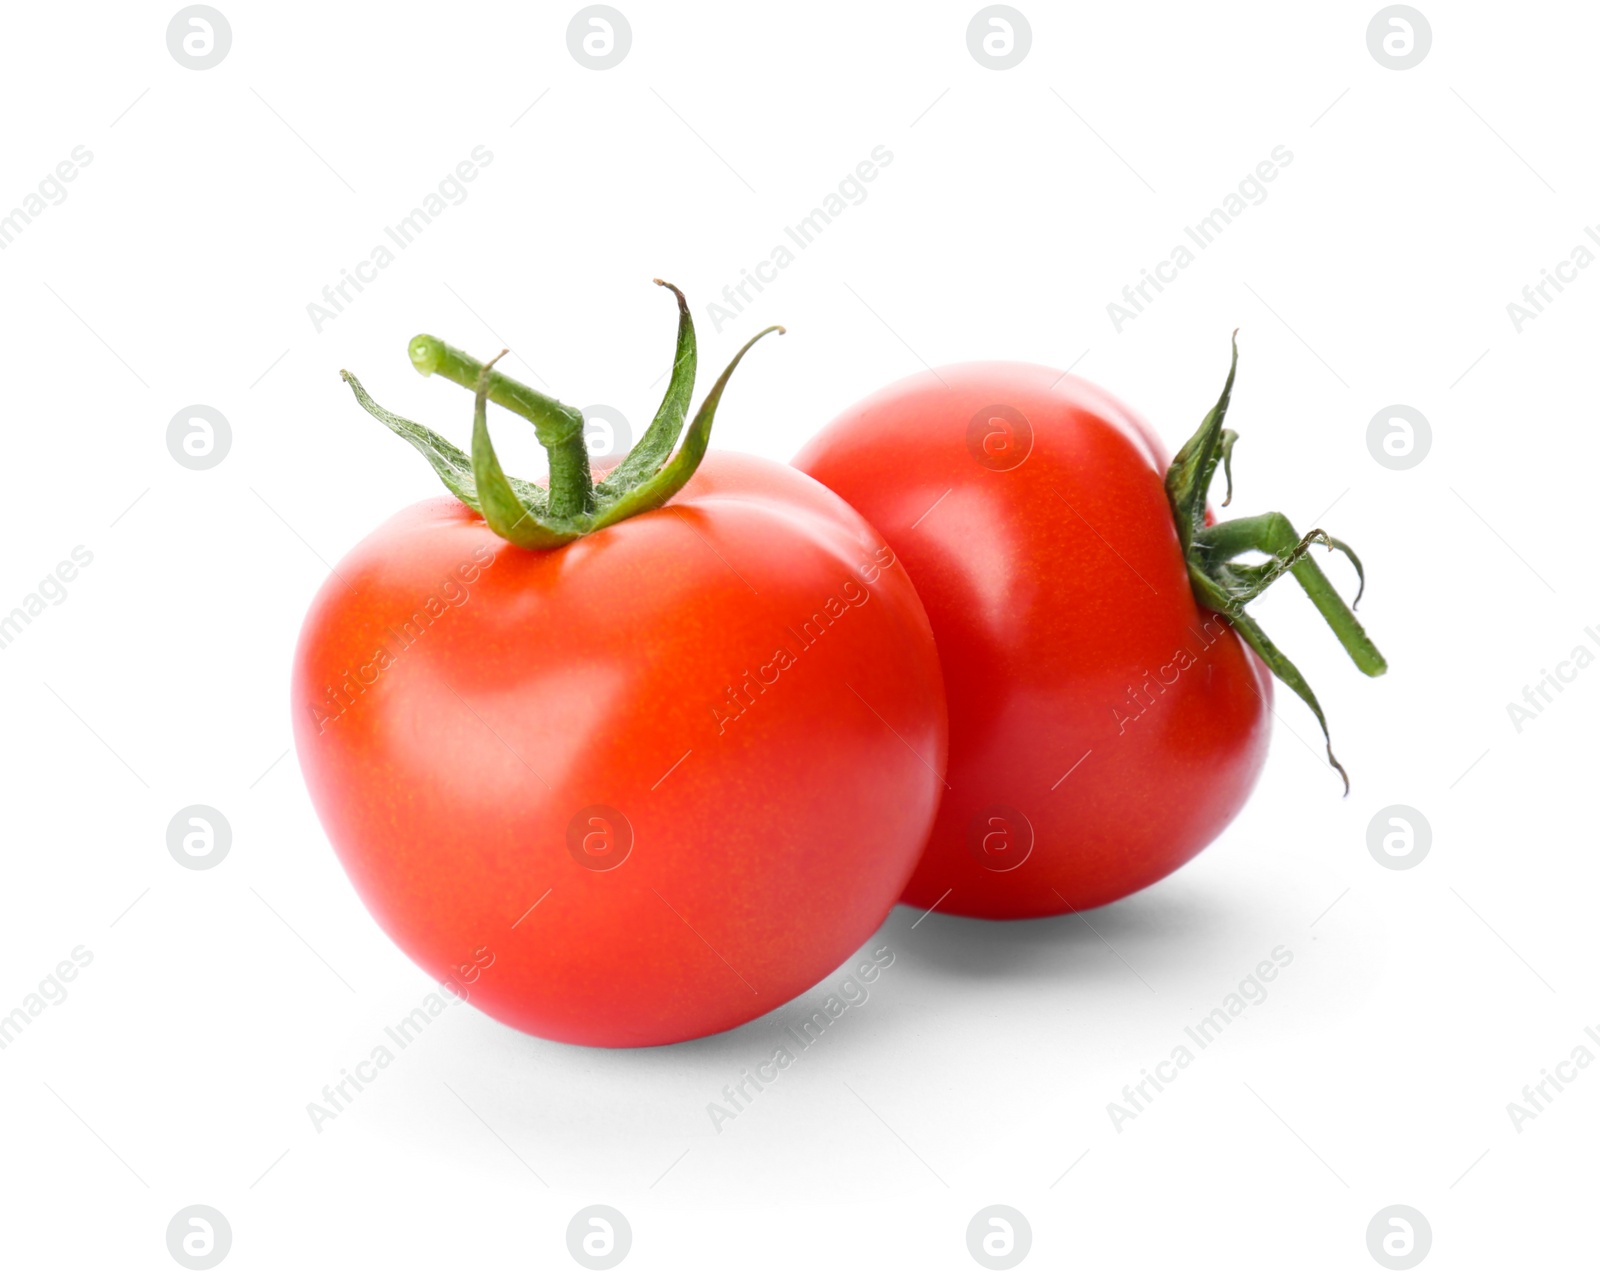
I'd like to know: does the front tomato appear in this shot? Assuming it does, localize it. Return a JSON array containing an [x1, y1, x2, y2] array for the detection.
[[293, 287, 946, 1046]]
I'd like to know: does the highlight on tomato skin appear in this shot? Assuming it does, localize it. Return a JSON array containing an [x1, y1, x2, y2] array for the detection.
[[292, 283, 948, 1047], [793, 344, 1383, 920]]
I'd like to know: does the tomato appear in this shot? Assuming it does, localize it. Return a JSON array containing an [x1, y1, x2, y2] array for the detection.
[[293, 286, 946, 1045], [794, 346, 1384, 919]]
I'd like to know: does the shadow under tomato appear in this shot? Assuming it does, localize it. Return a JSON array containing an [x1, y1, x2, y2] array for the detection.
[[448, 876, 1250, 1072], [880, 877, 1248, 986]]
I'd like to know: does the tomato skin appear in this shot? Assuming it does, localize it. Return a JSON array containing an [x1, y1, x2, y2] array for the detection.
[[793, 363, 1272, 919], [292, 453, 946, 1046]]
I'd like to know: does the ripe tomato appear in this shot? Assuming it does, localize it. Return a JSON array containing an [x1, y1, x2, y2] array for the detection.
[[293, 287, 946, 1045], [794, 350, 1382, 919]]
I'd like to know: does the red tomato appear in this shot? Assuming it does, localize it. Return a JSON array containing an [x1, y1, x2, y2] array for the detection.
[[293, 453, 947, 1046], [794, 363, 1275, 918]]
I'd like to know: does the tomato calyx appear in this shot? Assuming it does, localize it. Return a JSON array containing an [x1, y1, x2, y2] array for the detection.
[[338, 280, 784, 548], [1165, 333, 1388, 792]]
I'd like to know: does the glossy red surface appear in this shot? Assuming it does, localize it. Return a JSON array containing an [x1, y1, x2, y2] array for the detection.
[[794, 364, 1272, 918], [292, 453, 947, 1044]]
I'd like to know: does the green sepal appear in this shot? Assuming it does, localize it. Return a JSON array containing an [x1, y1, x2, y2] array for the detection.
[[341, 282, 783, 549], [587, 322, 784, 531], [340, 370, 480, 509], [1165, 335, 1387, 792], [598, 280, 698, 497], [468, 355, 574, 549], [340, 371, 550, 515], [1165, 331, 1239, 556]]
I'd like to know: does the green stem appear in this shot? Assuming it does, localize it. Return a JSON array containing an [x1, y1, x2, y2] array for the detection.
[[542, 430, 596, 521], [1196, 515, 1386, 677], [342, 282, 784, 551], [1165, 336, 1387, 789], [469, 352, 571, 549], [409, 334, 595, 519]]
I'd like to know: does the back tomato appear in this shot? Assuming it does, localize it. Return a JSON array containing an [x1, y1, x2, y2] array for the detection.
[[293, 453, 947, 1045], [794, 363, 1273, 919]]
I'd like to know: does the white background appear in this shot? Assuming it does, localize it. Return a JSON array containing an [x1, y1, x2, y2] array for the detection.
[[2, 1, 1595, 1272]]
